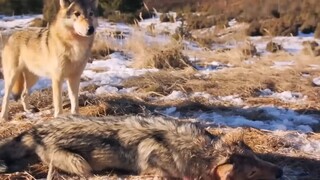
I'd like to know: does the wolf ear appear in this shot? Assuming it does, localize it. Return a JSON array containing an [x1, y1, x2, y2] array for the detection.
[[59, 0, 68, 8], [60, 0, 75, 10], [213, 164, 234, 180]]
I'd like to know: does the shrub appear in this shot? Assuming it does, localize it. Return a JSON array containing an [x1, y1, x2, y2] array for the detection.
[[266, 41, 283, 53], [299, 14, 318, 34], [260, 18, 299, 36], [246, 20, 263, 36], [186, 14, 216, 30], [302, 40, 320, 56], [242, 42, 257, 57], [160, 13, 175, 23]]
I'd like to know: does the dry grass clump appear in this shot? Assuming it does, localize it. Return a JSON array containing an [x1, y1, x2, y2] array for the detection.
[[148, 46, 192, 69], [185, 14, 215, 30], [0, 121, 33, 139], [186, 14, 229, 30], [246, 20, 263, 36], [299, 14, 318, 34], [191, 24, 249, 49], [301, 41, 320, 57], [266, 41, 283, 53], [126, 33, 193, 69], [202, 42, 257, 65], [241, 41, 258, 57], [159, 13, 175, 23], [123, 68, 198, 95], [252, 18, 299, 36], [91, 33, 117, 60]]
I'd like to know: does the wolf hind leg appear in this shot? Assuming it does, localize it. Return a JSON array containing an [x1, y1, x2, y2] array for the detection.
[[0, 69, 20, 121], [21, 70, 39, 113]]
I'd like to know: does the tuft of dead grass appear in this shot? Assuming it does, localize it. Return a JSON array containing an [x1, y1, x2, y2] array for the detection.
[[266, 41, 283, 53], [126, 32, 193, 69], [301, 40, 320, 57], [123, 68, 204, 95], [191, 22, 249, 48], [91, 33, 117, 60]]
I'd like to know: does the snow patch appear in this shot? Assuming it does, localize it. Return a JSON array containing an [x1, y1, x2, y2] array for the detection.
[[260, 89, 307, 103]]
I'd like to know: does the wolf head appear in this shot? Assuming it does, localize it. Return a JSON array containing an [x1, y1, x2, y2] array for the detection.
[[206, 132, 283, 180], [57, 0, 98, 37]]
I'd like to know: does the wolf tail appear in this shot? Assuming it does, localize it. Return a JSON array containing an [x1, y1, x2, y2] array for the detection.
[[11, 72, 24, 101], [11, 70, 38, 101]]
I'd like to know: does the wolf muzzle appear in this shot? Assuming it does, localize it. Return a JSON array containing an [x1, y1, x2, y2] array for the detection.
[[86, 26, 95, 36]]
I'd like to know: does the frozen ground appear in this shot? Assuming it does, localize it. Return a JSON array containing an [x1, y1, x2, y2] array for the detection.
[[0, 14, 320, 178]]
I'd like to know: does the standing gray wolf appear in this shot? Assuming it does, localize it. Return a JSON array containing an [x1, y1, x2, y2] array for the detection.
[[0, 115, 283, 179], [0, 0, 98, 120]]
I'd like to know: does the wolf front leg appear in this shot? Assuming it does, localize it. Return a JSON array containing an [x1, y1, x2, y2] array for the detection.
[[51, 77, 63, 117], [66, 74, 81, 115]]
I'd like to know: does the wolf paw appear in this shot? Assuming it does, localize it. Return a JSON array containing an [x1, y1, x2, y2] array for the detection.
[[0, 160, 8, 173], [25, 107, 39, 113]]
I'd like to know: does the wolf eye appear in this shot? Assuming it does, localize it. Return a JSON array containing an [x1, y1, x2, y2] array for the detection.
[[74, 12, 81, 17]]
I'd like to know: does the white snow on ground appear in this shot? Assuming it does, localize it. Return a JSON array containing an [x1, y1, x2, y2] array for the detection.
[[260, 89, 307, 103], [273, 131, 320, 157], [0, 14, 42, 29], [138, 12, 182, 34], [0, 15, 319, 158], [312, 77, 320, 86], [271, 61, 295, 69], [82, 52, 158, 94], [250, 34, 320, 55], [160, 105, 319, 133]]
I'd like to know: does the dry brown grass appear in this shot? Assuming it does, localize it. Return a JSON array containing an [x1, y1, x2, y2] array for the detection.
[[186, 47, 249, 66], [301, 40, 320, 57], [126, 32, 193, 69], [91, 32, 118, 60], [190, 22, 249, 48], [123, 62, 320, 105]]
